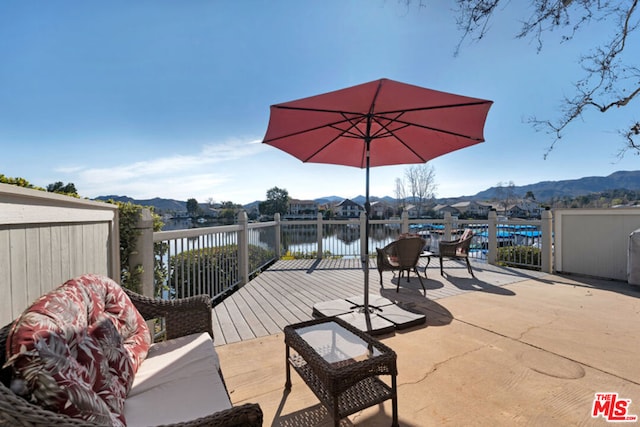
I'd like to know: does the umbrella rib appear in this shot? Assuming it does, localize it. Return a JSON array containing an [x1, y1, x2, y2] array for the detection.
[[271, 100, 490, 117], [375, 100, 492, 115], [369, 110, 485, 141], [391, 118, 485, 140], [387, 133, 430, 162], [263, 114, 365, 142], [369, 111, 407, 139], [302, 113, 368, 162], [271, 105, 364, 115]]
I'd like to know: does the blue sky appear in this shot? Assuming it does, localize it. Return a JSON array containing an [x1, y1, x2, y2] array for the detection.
[[1, 1, 639, 204]]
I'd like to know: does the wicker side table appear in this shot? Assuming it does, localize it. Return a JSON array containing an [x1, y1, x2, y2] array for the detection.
[[284, 317, 398, 427]]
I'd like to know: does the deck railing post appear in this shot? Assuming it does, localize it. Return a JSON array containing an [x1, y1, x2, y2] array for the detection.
[[541, 208, 553, 273], [444, 211, 452, 241], [274, 212, 281, 259], [487, 209, 498, 265], [131, 208, 155, 297], [401, 211, 409, 234], [317, 212, 323, 259], [238, 210, 249, 286]]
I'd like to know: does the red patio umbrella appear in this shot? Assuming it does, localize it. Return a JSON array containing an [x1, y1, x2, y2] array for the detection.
[[262, 78, 492, 331]]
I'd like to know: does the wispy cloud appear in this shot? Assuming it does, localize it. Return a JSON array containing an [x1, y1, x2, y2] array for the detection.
[[56, 139, 267, 200]]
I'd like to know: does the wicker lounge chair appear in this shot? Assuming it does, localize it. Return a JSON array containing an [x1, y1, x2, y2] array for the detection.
[[439, 229, 475, 277], [0, 286, 263, 427], [376, 235, 427, 292]]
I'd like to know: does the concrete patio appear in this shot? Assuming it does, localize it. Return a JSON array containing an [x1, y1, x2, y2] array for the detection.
[[217, 272, 640, 426]]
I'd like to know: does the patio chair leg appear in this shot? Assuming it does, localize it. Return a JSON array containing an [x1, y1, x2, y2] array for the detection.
[[396, 269, 405, 292], [439, 256, 444, 276], [414, 267, 426, 291], [466, 258, 475, 277]]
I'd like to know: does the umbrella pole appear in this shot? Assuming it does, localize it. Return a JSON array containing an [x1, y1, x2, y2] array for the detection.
[[363, 138, 372, 332]]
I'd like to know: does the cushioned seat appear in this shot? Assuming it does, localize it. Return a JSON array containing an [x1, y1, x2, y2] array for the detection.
[[125, 332, 231, 426]]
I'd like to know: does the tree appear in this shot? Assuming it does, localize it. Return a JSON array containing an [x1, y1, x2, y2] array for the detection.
[[186, 198, 200, 217], [494, 180, 516, 214], [218, 201, 241, 223], [394, 177, 407, 213], [259, 187, 290, 217], [47, 181, 78, 196], [403, 164, 437, 217], [407, 1, 640, 156]]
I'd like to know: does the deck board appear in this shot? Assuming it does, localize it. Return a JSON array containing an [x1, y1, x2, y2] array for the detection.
[[211, 258, 547, 346], [231, 291, 270, 338], [220, 297, 255, 342], [213, 301, 241, 344]]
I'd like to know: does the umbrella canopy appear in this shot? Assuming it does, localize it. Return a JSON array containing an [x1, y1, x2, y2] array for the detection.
[[262, 78, 492, 332], [262, 78, 492, 169]]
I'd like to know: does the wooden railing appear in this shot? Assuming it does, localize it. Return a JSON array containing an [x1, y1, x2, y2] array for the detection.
[[150, 212, 280, 302], [145, 209, 553, 302], [7, 186, 640, 320]]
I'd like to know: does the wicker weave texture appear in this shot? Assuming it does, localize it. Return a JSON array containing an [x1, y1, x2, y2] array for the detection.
[[438, 232, 475, 277], [284, 317, 397, 425]]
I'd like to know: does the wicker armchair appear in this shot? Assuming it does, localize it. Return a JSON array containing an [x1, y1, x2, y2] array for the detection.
[[0, 290, 263, 427], [439, 229, 475, 277], [376, 236, 427, 292]]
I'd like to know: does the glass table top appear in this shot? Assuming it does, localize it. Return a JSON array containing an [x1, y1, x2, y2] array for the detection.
[[295, 321, 382, 364]]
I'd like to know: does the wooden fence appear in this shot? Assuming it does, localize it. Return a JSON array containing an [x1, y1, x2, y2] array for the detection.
[[0, 184, 119, 325]]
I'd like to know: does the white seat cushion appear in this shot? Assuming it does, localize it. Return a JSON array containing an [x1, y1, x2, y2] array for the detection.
[[387, 255, 400, 267], [124, 332, 231, 426]]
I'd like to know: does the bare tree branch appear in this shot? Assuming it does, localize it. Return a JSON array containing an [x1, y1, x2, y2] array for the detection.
[[432, 0, 640, 157], [453, 0, 501, 56], [525, 0, 640, 157], [403, 164, 437, 216]]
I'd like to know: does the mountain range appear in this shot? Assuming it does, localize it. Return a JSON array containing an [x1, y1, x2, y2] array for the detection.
[[470, 170, 640, 201], [95, 170, 640, 213]]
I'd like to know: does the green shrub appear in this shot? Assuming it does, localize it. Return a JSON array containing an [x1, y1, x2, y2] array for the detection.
[[497, 245, 540, 269], [281, 250, 338, 260], [108, 200, 166, 294], [169, 244, 273, 300], [0, 174, 44, 190]]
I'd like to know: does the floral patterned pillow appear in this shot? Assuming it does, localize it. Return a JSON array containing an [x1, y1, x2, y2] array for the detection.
[[80, 274, 151, 372], [4, 274, 151, 426]]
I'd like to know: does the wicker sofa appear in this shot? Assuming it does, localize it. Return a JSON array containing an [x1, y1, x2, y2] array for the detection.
[[0, 274, 262, 427]]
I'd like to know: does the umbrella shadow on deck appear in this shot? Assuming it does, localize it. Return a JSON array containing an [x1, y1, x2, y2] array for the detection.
[[379, 284, 454, 329], [385, 275, 445, 292], [444, 275, 516, 296], [434, 260, 530, 295]]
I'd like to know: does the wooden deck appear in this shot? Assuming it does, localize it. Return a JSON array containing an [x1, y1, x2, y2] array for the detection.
[[211, 257, 547, 346]]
